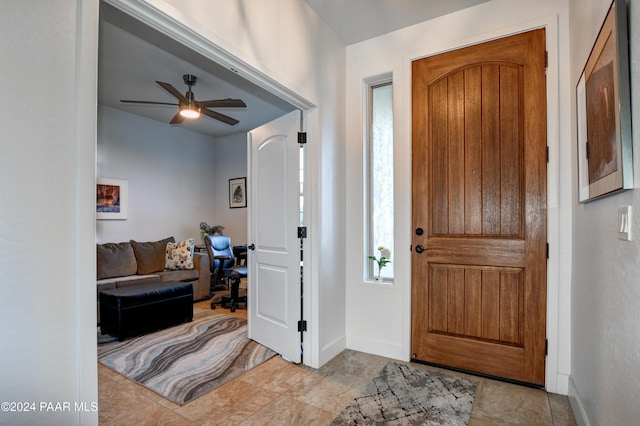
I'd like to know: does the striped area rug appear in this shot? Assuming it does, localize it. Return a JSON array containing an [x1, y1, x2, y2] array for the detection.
[[98, 311, 276, 405]]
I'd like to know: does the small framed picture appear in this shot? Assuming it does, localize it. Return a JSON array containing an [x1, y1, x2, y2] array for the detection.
[[229, 177, 247, 208], [97, 178, 128, 219]]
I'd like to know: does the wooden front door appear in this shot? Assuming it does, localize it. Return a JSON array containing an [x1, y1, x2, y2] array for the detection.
[[411, 29, 547, 385]]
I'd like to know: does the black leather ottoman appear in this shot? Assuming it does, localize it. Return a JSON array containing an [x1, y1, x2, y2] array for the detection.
[[100, 281, 193, 341]]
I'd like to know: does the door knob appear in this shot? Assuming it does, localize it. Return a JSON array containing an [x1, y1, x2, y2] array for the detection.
[[415, 245, 425, 253], [247, 244, 256, 250]]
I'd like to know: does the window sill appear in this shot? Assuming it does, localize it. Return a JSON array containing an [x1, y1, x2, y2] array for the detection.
[[365, 278, 394, 285]]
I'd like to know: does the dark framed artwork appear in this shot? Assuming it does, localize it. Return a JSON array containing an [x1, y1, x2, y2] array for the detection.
[[229, 177, 247, 208], [577, 0, 633, 202], [96, 178, 128, 220]]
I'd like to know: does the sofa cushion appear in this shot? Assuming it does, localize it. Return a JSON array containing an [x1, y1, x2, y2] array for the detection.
[[165, 238, 195, 270], [131, 237, 175, 275], [156, 269, 198, 282], [112, 275, 162, 289], [97, 242, 138, 279], [97, 274, 161, 288]]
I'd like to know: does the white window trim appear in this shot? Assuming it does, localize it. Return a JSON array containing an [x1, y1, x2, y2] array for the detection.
[[364, 76, 394, 284]]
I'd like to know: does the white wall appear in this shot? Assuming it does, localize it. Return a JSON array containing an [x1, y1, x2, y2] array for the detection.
[[345, 0, 573, 393], [97, 105, 218, 244], [569, 0, 640, 424], [213, 132, 248, 245], [97, 106, 250, 258], [0, 1, 99, 424]]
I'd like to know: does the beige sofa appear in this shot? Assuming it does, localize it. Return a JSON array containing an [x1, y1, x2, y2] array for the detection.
[[97, 237, 210, 322]]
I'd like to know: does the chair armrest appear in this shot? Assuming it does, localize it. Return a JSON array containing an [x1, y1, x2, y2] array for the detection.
[[192, 252, 211, 300]]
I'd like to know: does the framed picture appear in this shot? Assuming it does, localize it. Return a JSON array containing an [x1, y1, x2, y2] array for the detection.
[[229, 177, 247, 208], [96, 178, 128, 220], [576, 0, 633, 202]]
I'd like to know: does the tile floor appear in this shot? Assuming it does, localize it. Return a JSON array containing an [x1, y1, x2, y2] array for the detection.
[[98, 301, 577, 425]]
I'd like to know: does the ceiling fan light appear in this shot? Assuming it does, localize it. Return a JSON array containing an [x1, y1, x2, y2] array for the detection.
[[179, 103, 200, 119]]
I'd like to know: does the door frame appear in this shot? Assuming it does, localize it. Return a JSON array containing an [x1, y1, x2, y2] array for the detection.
[[402, 16, 564, 392], [102, 0, 317, 366]]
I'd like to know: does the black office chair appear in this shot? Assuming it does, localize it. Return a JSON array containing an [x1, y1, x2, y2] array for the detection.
[[204, 234, 247, 312]]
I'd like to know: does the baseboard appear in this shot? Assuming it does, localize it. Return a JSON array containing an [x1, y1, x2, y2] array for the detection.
[[346, 335, 405, 361], [568, 375, 591, 426], [317, 334, 346, 368]]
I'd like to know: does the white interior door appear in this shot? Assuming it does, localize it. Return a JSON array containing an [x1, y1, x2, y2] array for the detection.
[[247, 110, 301, 363]]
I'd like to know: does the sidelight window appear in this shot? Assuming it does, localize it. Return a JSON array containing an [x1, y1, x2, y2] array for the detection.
[[366, 80, 394, 281]]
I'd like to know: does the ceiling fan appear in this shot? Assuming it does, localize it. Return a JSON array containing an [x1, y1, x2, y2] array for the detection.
[[120, 74, 246, 126]]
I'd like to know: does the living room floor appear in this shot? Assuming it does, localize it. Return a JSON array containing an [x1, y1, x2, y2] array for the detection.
[[98, 300, 577, 425]]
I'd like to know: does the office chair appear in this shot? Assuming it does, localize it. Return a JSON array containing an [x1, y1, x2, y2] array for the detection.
[[204, 234, 247, 312]]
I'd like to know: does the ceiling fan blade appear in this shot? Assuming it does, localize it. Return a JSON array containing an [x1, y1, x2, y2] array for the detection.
[[120, 100, 179, 106], [156, 81, 188, 103], [197, 98, 246, 108], [169, 112, 185, 124], [201, 108, 239, 126]]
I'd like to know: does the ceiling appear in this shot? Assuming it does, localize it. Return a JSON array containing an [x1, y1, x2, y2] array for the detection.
[[98, 0, 489, 137], [98, 4, 295, 138], [304, 0, 490, 45]]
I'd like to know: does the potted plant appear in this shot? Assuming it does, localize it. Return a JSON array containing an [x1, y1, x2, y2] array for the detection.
[[368, 246, 391, 282], [199, 222, 225, 243]]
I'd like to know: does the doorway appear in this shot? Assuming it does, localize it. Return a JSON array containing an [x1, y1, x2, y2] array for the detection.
[[97, 1, 313, 363], [411, 29, 548, 385]]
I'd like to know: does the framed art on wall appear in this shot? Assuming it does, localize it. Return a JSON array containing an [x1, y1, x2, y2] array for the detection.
[[229, 177, 247, 208], [96, 178, 128, 219], [576, 0, 633, 202]]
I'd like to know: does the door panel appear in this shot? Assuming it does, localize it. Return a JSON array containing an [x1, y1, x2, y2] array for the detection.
[[431, 64, 524, 238], [427, 266, 523, 344], [412, 29, 547, 385], [248, 110, 301, 363]]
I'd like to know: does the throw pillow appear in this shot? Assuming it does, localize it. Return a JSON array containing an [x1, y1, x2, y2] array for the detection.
[[131, 237, 175, 274], [165, 238, 195, 270], [97, 242, 138, 279]]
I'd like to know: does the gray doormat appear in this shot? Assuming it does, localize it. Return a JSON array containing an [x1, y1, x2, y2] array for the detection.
[[331, 362, 477, 425]]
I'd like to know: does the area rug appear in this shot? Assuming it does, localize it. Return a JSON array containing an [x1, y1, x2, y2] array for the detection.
[[98, 311, 276, 405], [331, 362, 477, 425]]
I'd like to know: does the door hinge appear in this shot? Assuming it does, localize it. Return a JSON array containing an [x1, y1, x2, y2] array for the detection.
[[298, 226, 307, 239], [546, 243, 549, 259], [298, 132, 307, 144], [298, 320, 307, 332], [545, 339, 548, 356], [545, 51, 548, 68], [546, 146, 549, 163], [586, 141, 590, 160]]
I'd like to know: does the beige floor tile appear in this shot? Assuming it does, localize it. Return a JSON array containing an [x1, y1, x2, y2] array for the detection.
[[98, 305, 576, 425], [549, 393, 578, 426], [470, 379, 553, 425], [98, 376, 160, 425], [106, 403, 197, 426], [241, 394, 335, 426], [318, 349, 390, 382], [237, 356, 311, 394], [174, 375, 280, 424], [287, 369, 363, 414]]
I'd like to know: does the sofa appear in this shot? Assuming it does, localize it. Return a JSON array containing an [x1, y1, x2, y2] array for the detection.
[[96, 236, 210, 323]]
